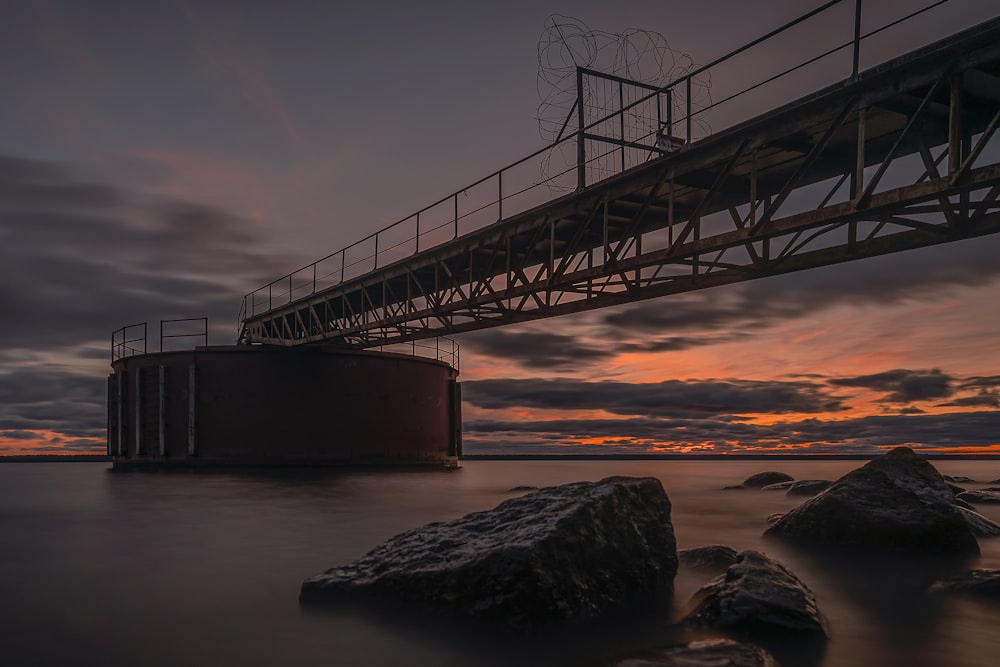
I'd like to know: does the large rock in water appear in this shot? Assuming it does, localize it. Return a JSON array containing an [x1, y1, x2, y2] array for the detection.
[[610, 639, 779, 667], [683, 550, 829, 638], [765, 447, 980, 555], [301, 476, 678, 628]]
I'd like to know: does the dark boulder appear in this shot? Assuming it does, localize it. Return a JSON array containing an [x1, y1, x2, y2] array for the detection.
[[683, 550, 829, 638], [786, 480, 832, 497], [301, 476, 678, 629], [609, 638, 779, 667], [678, 545, 739, 573], [742, 472, 794, 488], [765, 447, 980, 555], [929, 569, 1000, 599], [957, 490, 1000, 504], [958, 506, 1000, 537]]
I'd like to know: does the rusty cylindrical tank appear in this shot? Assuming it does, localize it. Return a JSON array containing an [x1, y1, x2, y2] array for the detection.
[[107, 345, 461, 469]]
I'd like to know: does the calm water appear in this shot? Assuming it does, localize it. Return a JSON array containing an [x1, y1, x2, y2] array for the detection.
[[2, 460, 1000, 667]]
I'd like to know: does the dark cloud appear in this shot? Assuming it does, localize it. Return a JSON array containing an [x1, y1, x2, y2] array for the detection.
[[600, 237, 1000, 337], [938, 393, 1000, 409], [0, 153, 299, 354], [463, 377, 846, 418], [829, 369, 952, 403], [461, 330, 612, 369], [0, 153, 306, 451], [463, 409, 1000, 454]]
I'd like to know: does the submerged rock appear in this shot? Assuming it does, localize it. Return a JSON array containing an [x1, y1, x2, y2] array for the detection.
[[765, 447, 980, 555], [301, 476, 678, 628], [683, 550, 829, 638], [742, 472, 794, 488], [943, 475, 976, 484], [930, 569, 1000, 599], [786, 480, 832, 497], [958, 506, 1000, 537], [610, 638, 779, 667], [957, 490, 1000, 504], [678, 545, 739, 573]]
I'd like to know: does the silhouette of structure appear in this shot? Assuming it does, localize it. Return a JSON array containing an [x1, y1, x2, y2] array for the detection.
[[238, 3, 1000, 350]]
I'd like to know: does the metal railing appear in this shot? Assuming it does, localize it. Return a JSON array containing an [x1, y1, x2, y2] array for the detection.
[[376, 337, 460, 370], [160, 317, 208, 352], [238, 0, 967, 330], [112, 318, 459, 369], [111, 322, 147, 362]]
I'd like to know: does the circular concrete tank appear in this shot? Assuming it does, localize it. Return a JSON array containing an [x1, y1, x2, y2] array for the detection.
[[108, 345, 461, 469]]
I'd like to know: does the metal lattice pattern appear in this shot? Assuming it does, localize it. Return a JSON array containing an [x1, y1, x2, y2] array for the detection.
[[241, 18, 1000, 349]]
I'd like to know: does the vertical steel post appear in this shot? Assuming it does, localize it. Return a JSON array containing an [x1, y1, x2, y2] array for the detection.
[[852, 0, 862, 79], [949, 74, 963, 177], [117, 372, 125, 457], [312, 263, 317, 294], [134, 368, 142, 457], [374, 234, 379, 269], [453, 193, 459, 238], [853, 106, 867, 199], [340, 251, 345, 283], [158, 366, 166, 457], [577, 68, 586, 190], [619, 81, 625, 173], [686, 77, 692, 145], [498, 171, 503, 220], [415, 213, 420, 253], [666, 88, 672, 138], [187, 364, 196, 457]]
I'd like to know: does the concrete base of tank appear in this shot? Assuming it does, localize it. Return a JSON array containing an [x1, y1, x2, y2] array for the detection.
[[107, 345, 461, 469]]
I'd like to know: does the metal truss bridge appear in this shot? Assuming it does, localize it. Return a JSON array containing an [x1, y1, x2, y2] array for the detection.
[[239, 1, 1000, 353]]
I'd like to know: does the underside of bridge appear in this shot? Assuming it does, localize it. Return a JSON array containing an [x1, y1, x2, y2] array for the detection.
[[240, 16, 1000, 349]]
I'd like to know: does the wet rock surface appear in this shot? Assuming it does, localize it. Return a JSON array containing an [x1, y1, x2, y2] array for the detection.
[[929, 569, 1000, 598], [609, 639, 779, 667], [957, 489, 1000, 504], [742, 472, 794, 488], [944, 475, 976, 484], [785, 480, 832, 497], [301, 476, 678, 628], [958, 506, 1000, 537], [678, 545, 739, 573], [683, 550, 829, 638], [765, 447, 980, 555], [760, 481, 796, 491]]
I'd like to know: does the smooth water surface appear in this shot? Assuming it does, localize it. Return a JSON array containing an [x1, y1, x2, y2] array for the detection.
[[2, 460, 1000, 666]]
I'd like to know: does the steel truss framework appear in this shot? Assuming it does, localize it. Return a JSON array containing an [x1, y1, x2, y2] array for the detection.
[[241, 19, 1000, 349]]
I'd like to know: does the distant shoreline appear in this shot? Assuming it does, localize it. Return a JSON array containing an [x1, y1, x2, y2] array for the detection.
[[0, 455, 112, 463], [460, 453, 1000, 461], [3, 453, 998, 463]]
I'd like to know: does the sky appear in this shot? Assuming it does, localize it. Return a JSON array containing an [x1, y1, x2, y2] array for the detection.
[[2, 0, 999, 456]]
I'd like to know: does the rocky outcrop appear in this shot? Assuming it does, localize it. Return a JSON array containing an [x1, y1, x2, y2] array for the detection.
[[765, 447, 980, 555], [683, 550, 829, 638], [786, 480, 832, 497], [929, 569, 1000, 598], [958, 506, 1000, 537], [957, 490, 1000, 504], [301, 476, 678, 628], [742, 472, 794, 488], [610, 639, 779, 667], [678, 545, 739, 573]]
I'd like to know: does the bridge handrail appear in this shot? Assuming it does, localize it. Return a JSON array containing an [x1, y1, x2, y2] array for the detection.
[[238, 0, 962, 332]]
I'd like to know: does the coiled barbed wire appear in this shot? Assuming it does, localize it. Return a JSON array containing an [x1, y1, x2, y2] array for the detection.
[[537, 15, 712, 189]]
